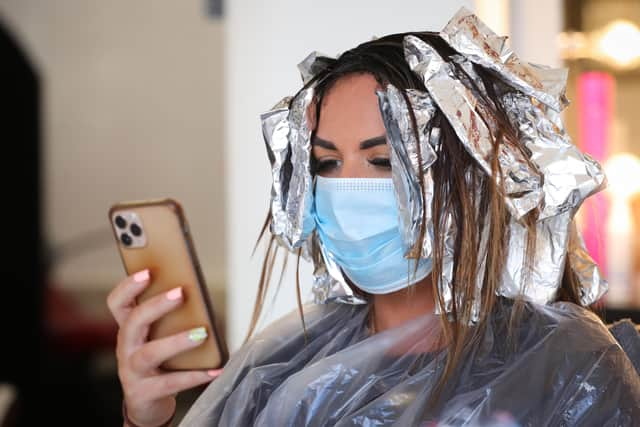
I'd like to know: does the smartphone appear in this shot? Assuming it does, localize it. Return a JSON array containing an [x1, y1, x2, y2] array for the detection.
[[109, 198, 228, 371]]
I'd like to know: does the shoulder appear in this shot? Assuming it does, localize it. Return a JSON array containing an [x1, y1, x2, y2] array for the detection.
[[486, 299, 639, 395], [512, 301, 624, 364], [535, 301, 630, 357], [467, 300, 640, 424], [523, 301, 640, 422]]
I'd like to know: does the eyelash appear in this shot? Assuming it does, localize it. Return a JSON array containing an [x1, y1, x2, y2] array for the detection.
[[369, 158, 391, 168], [313, 158, 391, 173]]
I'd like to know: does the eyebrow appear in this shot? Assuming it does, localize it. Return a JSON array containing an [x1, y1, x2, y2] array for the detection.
[[312, 135, 387, 150]]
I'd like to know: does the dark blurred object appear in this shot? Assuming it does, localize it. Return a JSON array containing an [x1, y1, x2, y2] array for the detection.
[[45, 286, 117, 354], [0, 18, 122, 426], [0, 17, 44, 427], [206, 0, 223, 17], [608, 319, 640, 375], [603, 307, 640, 325], [43, 284, 122, 427]]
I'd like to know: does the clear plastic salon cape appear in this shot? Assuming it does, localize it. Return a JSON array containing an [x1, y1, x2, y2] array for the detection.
[[180, 299, 640, 426]]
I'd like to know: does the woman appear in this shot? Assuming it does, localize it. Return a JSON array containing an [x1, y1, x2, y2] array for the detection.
[[107, 8, 640, 427]]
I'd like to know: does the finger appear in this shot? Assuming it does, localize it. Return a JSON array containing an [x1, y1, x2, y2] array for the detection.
[[107, 269, 151, 326], [207, 369, 223, 378], [129, 326, 211, 374], [120, 286, 184, 350], [138, 370, 219, 401]]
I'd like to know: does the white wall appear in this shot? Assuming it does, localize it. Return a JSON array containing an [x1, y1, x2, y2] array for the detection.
[[0, 1, 226, 293], [225, 0, 474, 350], [475, 0, 563, 67], [510, 0, 563, 67]]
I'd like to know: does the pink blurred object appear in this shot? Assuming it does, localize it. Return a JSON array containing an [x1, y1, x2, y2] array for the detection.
[[577, 71, 614, 280]]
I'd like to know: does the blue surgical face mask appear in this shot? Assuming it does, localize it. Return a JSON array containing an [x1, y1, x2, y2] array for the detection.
[[313, 175, 432, 294]]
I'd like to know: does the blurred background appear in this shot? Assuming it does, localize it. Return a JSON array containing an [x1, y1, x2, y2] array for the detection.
[[0, 0, 638, 425]]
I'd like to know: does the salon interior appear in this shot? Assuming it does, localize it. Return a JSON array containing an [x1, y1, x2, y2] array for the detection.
[[0, 0, 639, 425]]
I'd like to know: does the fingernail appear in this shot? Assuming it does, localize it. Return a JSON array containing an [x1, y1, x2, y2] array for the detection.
[[133, 269, 150, 283], [188, 327, 208, 342], [166, 287, 182, 301], [207, 369, 222, 377]]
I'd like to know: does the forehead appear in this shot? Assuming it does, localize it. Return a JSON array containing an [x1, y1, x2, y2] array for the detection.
[[315, 73, 387, 142]]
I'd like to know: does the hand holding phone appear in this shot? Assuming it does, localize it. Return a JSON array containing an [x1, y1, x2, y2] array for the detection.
[[109, 198, 227, 370], [106, 199, 228, 426]]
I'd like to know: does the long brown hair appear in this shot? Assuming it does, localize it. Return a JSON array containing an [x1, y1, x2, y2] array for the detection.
[[247, 32, 585, 407]]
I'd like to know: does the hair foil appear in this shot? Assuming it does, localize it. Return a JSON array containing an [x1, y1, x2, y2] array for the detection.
[[310, 233, 366, 305], [500, 212, 572, 304], [498, 89, 607, 220], [298, 51, 334, 85], [404, 34, 543, 220], [440, 7, 569, 112], [568, 221, 608, 305], [377, 84, 437, 259], [261, 89, 315, 251]]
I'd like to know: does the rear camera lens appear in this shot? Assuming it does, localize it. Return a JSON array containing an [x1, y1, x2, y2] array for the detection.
[[120, 233, 132, 246], [130, 223, 142, 237], [115, 216, 127, 229]]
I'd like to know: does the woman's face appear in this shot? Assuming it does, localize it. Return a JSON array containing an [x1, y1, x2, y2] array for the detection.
[[312, 73, 392, 179]]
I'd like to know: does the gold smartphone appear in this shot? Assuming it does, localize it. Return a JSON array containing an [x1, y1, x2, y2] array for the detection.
[[109, 198, 228, 370]]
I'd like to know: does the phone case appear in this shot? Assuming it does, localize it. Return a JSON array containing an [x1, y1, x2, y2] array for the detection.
[[109, 198, 228, 370]]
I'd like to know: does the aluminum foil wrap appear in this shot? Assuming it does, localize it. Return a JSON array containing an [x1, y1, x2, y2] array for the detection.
[[297, 51, 334, 85], [376, 84, 437, 258], [261, 97, 294, 247], [440, 7, 569, 112], [495, 87, 607, 304], [498, 87, 606, 219], [404, 35, 544, 221], [568, 221, 608, 305], [261, 88, 315, 251], [311, 233, 367, 305], [500, 212, 573, 304], [500, 214, 607, 306], [435, 212, 463, 319]]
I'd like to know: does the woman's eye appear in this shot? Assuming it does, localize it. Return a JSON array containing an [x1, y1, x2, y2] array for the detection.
[[314, 159, 341, 173], [369, 158, 391, 169]]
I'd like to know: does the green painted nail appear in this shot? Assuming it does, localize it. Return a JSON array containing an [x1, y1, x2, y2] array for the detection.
[[188, 327, 208, 342]]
